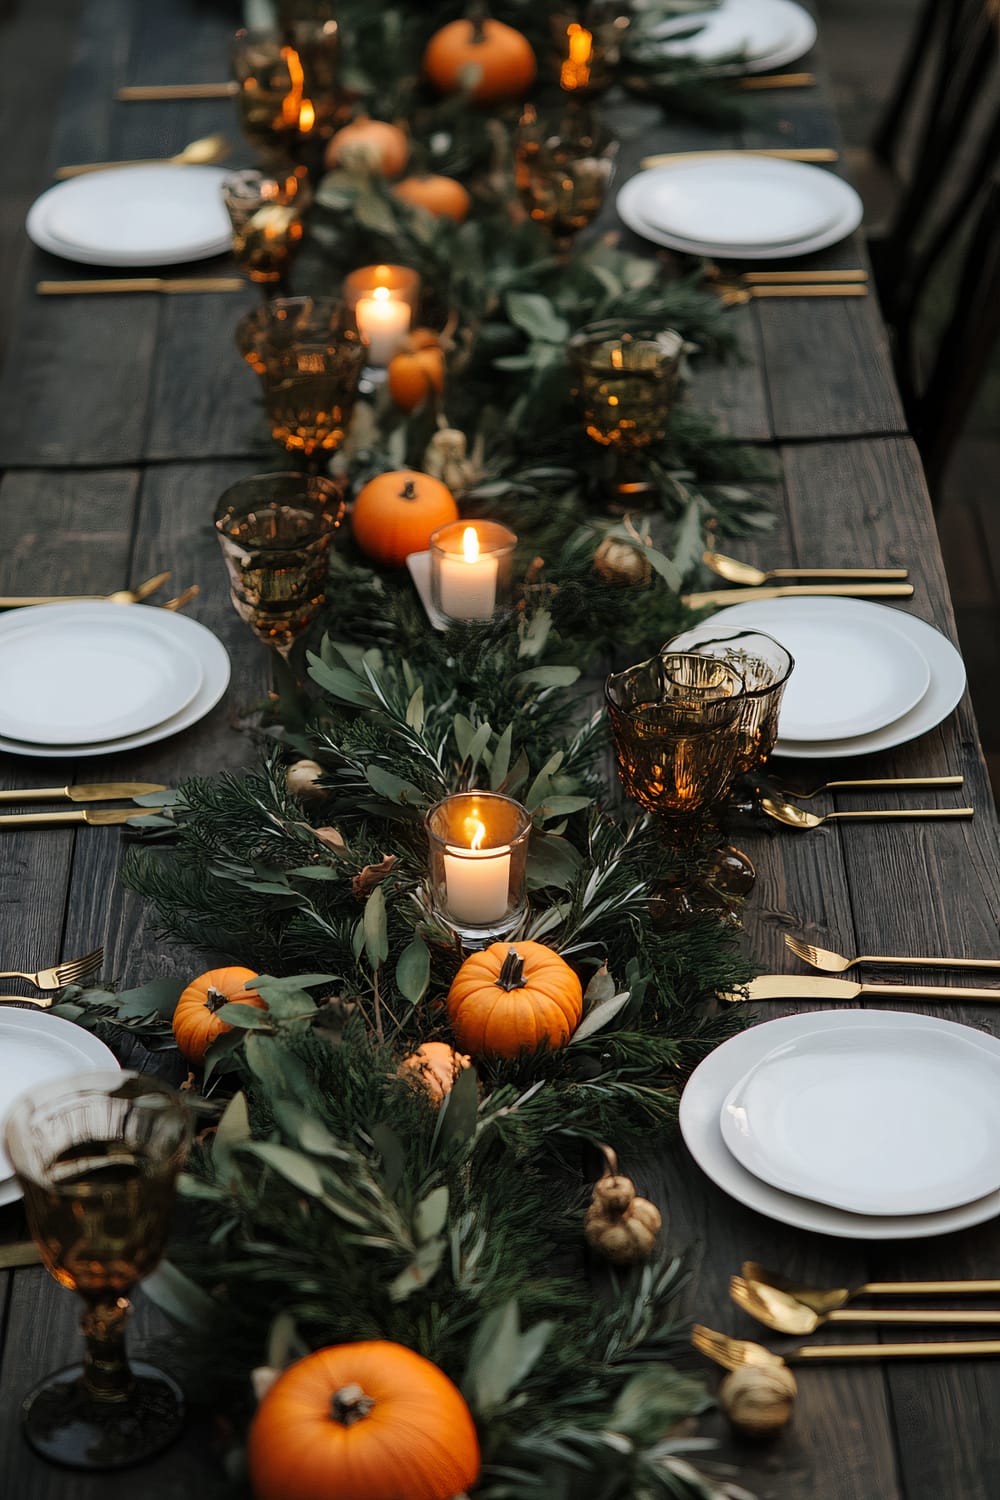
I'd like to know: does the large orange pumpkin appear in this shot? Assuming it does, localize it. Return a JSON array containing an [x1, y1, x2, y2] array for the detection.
[[248, 1340, 480, 1500], [387, 334, 446, 412], [424, 18, 537, 104], [447, 942, 583, 1059], [172, 966, 266, 1066], [392, 174, 471, 223], [351, 469, 458, 568], [324, 119, 410, 177]]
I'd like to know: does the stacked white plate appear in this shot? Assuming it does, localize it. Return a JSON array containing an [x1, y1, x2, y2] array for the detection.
[[681, 1009, 1000, 1238], [0, 1010, 119, 1207], [672, 597, 967, 758], [0, 602, 230, 758], [26, 164, 232, 267], [644, 0, 817, 74], [618, 154, 864, 259]]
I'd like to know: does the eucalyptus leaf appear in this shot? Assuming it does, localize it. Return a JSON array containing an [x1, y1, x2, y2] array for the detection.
[[363, 885, 389, 971], [239, 1141, 326, 1197], [365, 765, 428, 807], [203, 1029, 245, 1085], [395, 937, 430, 1005], [526, 831, 584, 891], [505, 291, 570, 345], [490, 723, 514, 790], [306, 654, 381, 708], [142, 1260, 218, 1329], [570, 991, 631, 1042], [414, 1185, 449, 1243], [389, 1236, 446, 1302], [405, 685, 425, 730], [611, 1368, 712, 1445], [432, 1061, 479, 1158], [512, 666, 581, 692], [452, 712, 476, 760], [214, 1002, 274, 1030], [213, 1092, 250, 1176]]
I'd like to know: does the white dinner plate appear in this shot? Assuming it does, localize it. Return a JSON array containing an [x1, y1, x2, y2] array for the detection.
[[636, 157, 843, 247], [720, 1021, 1000, 1215], [0, 1009, 119, 1183], [680, 1009, 1000, 1239], [26, 165, 232, 268], [647, 0, 817, 74], [616, 163, 863, 261], [0, 608, 203, 745], [0, 604, 231, 759], [688, 598, 967, 758]]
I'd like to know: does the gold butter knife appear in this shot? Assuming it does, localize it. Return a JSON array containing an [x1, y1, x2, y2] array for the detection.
[[0, 809, 152, 829], [682, 582, 914, 607], [738, 72, 816, 90], [0, 783, 166, 805], [116, 82, 238, 100], [640, 147, 839, 168], [727, 976, 1000, 1004], [38, 279, 247, 296]]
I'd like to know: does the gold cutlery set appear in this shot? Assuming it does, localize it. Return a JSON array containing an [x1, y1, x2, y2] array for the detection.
[[0, 944, 104, 1007], [0, 573, 198, 609], [683, 549, 908, 608], [0, 783, 165, 835]]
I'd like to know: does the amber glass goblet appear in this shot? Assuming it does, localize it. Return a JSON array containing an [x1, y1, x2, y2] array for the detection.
[[515, 103, 617, 258], [232, 22, 346, 167], [549, 2, 635, 95], [222, 168, 311, 288], [663, 627, 795, 774], [214, 471, 347, 659], [4, 1071, 192, 1470], [569, 319, 684, 494], [235, 297, 365, 460]]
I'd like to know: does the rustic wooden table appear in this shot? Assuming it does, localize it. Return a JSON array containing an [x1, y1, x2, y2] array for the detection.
[[1, 3, 998, 1497]]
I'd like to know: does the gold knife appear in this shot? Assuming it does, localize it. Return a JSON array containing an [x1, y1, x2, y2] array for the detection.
[[640, 147, 839, 168], [38, 279, 247, 296], [116, 82, 238, 101], [682, 583, 915, 607], [0, 809, 152, 829], [726, 976, 1000, 1004], [0, 783, 167, 805]]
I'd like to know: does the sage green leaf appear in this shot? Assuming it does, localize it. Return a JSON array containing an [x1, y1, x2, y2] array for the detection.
[[505, 291, 570, 345], [517, 607, 552, 659], [142, 1260, 218, 1329], [512, 665, 580, 692], [389, 1236, 446, 1302], [405, 685, 425, 731], [213, 1002, 273, 1030], [526, 831, 584, 891], [643, 544, 684, 594], [253, 974, 336, 996], [240, 1142, 326, 1197], [493, 354, 535, 371], [466, 720, 492, 770], [532, 795, 592, 822], [286, 865, 340, 880], [395, 937, 430, 1005], [354, 190, 399, 237], [245, 1032, 316, 1102], [266, 1311, 308, 1371], [452, 712, 476, 760], [112, 977, 186, 1020], [432, 1062, 479, 1158], [570, 991, 631, 1043], [489, 723, 513, 790], [466, 1300, 555, 1415], [524, 750, 565, 809], [502, 747, 531, 797], [611, 1368, 711, 1444], [306, 654, 380, 708], [202, 1029, 244, 1084], [363, 885, 389, 971], [213, 1092, 250, 1175], [584, 964, 617, 1006], [415, 1185, 449, 1243], [351, 919, 365, 960], [365, 765, 428, 807]]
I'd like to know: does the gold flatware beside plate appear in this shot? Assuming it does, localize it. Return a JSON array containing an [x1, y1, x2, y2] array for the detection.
[[161, 585, 200, 612], [640, 147, 839, 168], [38, 279, 247, 296], [731, 1276, 1000, 1333], [784, 934, 1000, 973], [693, 1324, 1000, 1369], [0, 783, 166, 805], [732, 975, 1000, 1003], [0, 995, 53, 1008], [759, 795, 974, 830], [54, 133, 230, 178], [681, 582, 914, 607], [729, 269, 868, 284], [703, 549, 907, 585], [0, 947, 103, 989], [738, 72, 816, 90], [0, 809, 149, 829], [116, 82, 238, 101], [0, 572, 171, 607], [742, 1261, 1000, 1311], [775, 775, 963, 799], [713, 284, 868, 305]]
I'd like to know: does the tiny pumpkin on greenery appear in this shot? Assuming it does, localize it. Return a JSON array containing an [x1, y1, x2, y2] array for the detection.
[[172, 966, 266, 1067], [424, 16, 537, 104], [350, 469, 458, 568], [399, 1041, 472, 1104], [387, 334, 446, 412], [392, 173, 471, 223], [324, 118, 410, 177], [247, 1340, 481, 1500], [583, 1145, 663, 1265], [446, 941, 583, 1059]]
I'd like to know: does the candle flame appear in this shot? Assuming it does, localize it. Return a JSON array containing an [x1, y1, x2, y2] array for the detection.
[[298, 97, 315, 132], [560, 23, 593, 90], [462, 526, 480, 564], [280, 45, 305, 127], [464, 815, 487, 851], [373, 285, 392, 304]]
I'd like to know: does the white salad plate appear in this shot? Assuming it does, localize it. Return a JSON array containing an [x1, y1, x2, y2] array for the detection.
[[680, 1009, 1000, 1239], [616, 160, 863, 260], [720, 1021, 1000, 1215], [0, 603, 231, 759], [26, 165, 232, 267], [0, 607, 204, 745], [690, 597, 967, 758], [0, 1009, 119, 1189], [647, 0, 817, 74]]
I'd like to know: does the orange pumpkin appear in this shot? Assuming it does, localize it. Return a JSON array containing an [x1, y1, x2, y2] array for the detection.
[[424, 18, 536, 104], [172, 966, 266, 1066], [392, 174, 471, 223], [351, 469, 458, 568], [447, 942, 583, 1059], [248, 1340, 480, 1500], [387, 335, 446, 412], [399, 1041, 472, 1104], [324, 119, 410, 177]]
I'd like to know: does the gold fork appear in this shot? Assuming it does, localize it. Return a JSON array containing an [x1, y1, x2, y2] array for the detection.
[[160, 584, 200, 612], [784, 934, 1000, 974], [0, 994, 53, 1008], [0, 572, 171, 608], [0, 946, 104, 991], [692, 1324, 1000, 1368], [776, 775, 963, 799], [731, 1275, 1000, 1333]]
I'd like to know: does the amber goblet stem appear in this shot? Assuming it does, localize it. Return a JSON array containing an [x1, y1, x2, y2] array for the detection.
[[80, 1295, 134, 1403]]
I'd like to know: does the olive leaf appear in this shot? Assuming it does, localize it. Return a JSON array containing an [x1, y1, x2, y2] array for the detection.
[[363, 885, 389, 971], [395, 937, 430, 1005]]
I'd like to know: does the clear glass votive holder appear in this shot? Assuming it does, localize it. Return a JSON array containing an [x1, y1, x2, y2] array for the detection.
[[662, 627, 795, 773], [429, 521, 518, 623], [605, 652, 746, 820], [425, 792, 532, 946], [342, 264, 422, 367]]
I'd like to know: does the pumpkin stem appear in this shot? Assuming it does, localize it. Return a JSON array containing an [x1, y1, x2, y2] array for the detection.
[[495, 947, 527, 992], [597, 1142, 620, 1176], [205, 986, 231, 1015], [468, 0, 487, 43], [399, 480, 419, 502], [331, 1383, 376, 1425]]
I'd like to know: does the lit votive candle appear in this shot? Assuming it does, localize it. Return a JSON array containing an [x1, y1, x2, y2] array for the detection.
[[354, 285, 411, 366], [429, 520, 518, 624], [425, 792, 532, 944]]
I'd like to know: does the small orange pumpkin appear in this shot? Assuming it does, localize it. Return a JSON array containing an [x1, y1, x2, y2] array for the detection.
[[351, 469, 458, 568], [447, 942, 583, 1059], [392, 174, 471, 223], [248, 1340, 480, 1500], [387, 334, 446, 412], [172, 966, 266, 1066], [324, 118, 410, 177], [399, 1041, 472, 1104], [424, 17, 537, 104]]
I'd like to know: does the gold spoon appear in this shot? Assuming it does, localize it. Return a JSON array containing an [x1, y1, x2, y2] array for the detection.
[[742, 1261, 1000, 1315], [759, 795, 974, 830], [731, 1276, 1000, 1334], [54, 133, 230, 179], [702, 550, 909, 586]]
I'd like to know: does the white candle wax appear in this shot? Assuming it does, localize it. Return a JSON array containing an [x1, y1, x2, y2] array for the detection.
[[437, 527, 499, 620], [355, 287, 410, 365], [443, 844, 511, 925]]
